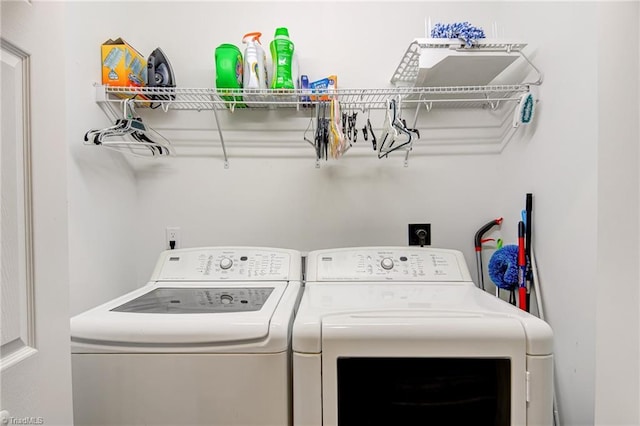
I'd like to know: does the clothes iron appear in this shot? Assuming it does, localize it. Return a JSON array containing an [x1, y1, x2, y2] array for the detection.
[[147, 47, 176, 102]]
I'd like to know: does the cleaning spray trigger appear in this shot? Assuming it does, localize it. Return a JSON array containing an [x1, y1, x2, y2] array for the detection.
[[242, 32, 263, 44]]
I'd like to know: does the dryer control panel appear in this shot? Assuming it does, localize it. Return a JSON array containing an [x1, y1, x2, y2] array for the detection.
[[151, 247, 301, 281], [307, 247, 472, 282]]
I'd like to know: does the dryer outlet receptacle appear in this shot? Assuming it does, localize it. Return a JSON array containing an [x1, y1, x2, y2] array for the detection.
[[166, 227, 180, 250], [408, 223, 431, 246]]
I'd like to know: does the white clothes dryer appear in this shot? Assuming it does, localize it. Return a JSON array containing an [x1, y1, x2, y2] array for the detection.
[[293, 247, 553, 426], [71, 247, 302, 426]]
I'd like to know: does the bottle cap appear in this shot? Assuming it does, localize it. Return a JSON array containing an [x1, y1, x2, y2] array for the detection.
[[274, 27, 289, 38]]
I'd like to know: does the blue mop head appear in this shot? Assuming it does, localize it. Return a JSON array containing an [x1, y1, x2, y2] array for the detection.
[[488, 245, 519, 290]]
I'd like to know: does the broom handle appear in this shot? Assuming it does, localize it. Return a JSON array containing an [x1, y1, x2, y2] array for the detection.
[[531, 248, 560, 426]]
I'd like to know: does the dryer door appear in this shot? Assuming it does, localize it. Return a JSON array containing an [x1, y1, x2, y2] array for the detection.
[[321, 313, 528, 426]]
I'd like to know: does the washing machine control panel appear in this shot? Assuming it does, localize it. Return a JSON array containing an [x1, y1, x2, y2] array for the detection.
[[313, 248, 467, 281], [156, 248, 295, 281]]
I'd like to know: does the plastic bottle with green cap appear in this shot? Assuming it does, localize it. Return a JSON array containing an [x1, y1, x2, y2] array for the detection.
[[270, 27, 296, 89]]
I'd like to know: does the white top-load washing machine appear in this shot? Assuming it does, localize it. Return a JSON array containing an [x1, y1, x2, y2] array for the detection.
[[71, 246, 302, 426], [293, 247, 553, 426]]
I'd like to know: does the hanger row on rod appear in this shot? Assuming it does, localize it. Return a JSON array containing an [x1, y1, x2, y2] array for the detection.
[[304, 97, 422, 168]]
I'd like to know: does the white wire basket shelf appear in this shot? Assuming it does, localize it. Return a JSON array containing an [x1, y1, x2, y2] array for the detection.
[[90, 59, 539, 167], [390, 38, 541, 89], [97, 84, 531, 111]]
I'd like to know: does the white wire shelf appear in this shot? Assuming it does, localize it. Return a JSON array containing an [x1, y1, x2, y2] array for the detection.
[[96, 84, 531, 111], [91, 75, 538, 167], [89, 36, 542, 166], [390, 38, 542, 89]]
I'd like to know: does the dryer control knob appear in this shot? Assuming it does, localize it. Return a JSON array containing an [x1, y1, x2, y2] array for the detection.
[[381, 258, 394, 270], [220, 258, 233, 270]]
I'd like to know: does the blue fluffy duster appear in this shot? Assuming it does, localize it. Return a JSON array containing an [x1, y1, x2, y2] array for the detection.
[[430, 22, 486, 47], [488, 245, 519, 290]]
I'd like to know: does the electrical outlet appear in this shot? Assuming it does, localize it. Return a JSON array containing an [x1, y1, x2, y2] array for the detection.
[[166, 227, 180, 250], [408, 223, 431, 246]]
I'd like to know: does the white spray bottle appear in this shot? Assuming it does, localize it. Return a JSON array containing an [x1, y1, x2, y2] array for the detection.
[[242, 32, 268, 90]]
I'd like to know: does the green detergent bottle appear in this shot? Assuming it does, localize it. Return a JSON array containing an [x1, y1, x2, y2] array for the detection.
[[215, 43, 245, 107], [270, 28, 296, 89]]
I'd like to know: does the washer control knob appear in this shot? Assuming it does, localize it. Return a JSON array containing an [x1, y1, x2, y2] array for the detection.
[[381, 257, 394, 270], [220, 294, 233, 304], [220, 258, 233, 270]]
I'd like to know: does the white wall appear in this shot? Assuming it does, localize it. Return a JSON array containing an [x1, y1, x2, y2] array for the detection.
[[66, 6, 141, 315], [67, 0, 511, 304], [594, 2, 640, 425], [497, 4, 600, 424], [65, 2, 640, 425]]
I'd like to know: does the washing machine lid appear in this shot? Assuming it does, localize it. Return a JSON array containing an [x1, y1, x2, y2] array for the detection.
[[71, 281, 289, 347], [293, 282, 553, 355]]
